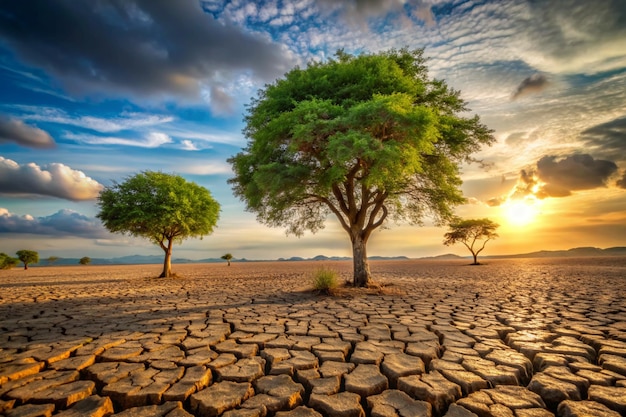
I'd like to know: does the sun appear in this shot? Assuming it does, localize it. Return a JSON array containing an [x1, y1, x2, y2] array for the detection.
[[503, 199, 540, 226]]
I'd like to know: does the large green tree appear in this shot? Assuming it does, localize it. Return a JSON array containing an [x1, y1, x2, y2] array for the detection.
[[228, 48, 494, 286], [16, 250, 38, 270], [97, 171, 221, 278], [443, 218, 499, 265]]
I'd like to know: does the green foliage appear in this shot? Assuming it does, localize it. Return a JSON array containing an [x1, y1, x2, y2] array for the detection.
[[221, 253, 233, 266], [0, 253, 19, 270], [228, 48, 494, 286], [97, 171, 221, 277], [311, 267, 339, 294], [46, 256, 60, 265], [16, 250, 39, 270], [79, 256, 91, 265], [443, 218, 499, 264]]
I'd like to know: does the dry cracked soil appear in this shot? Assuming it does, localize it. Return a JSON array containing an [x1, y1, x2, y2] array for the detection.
[[2, 257, 626, 417]]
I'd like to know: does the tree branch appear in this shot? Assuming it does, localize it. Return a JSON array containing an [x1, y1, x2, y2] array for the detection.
[[308, 194, 351, 233]]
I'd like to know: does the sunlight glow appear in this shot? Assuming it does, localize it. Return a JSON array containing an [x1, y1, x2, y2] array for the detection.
[[503, 199, 540, 226]]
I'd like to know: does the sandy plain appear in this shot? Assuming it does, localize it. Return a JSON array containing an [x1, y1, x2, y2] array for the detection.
[[1, 257, 626, 416]]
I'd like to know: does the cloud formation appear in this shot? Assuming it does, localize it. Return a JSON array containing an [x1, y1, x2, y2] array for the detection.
[[511, 74, 549, 100], [0, 157, 103, 201], [581, 115, 626, 162], [65, 132, 173, 148], [487, 153, 619, 205], [324, 0, 436, 27], [0, 116, 55, 148], [0, 0, 294, 105], [16, 107, 174, 133], [616, 171, 626, 189], [0, 208, 108, 238], [536, 154, 618, 196], [522, 0, 626, 75]]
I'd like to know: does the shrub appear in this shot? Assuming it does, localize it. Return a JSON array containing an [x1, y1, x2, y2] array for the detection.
[[312, 267, 339, 294]]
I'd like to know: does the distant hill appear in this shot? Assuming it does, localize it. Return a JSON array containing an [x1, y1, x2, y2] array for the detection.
[[485, 246, 626, 259], [418, 253, 464, 260], [32, 246, 626, 267], [39, 255, 226, 267]]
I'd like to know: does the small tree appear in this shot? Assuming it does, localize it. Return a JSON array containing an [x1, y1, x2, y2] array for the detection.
[[228, 48, 494, 286], [97, 171, 221, 278], [79, 256, 91, 265], [16, 250, 39, 270], [0, 253, 19, 270], [221, 253, 233, 266], [443, 218, 499, 265], [46, 256, 60, 265]]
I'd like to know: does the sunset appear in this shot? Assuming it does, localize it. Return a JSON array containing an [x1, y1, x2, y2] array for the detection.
[[0, 0, 624, 261]]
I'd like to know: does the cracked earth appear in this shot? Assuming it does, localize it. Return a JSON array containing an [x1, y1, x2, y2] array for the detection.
[[1, 257, 626, 417]]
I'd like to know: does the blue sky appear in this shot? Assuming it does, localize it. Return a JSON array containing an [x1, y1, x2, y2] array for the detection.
[[1, 0, 625, 261]]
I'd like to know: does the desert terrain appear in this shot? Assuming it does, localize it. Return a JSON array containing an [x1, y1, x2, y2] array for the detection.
[[1, 257, 626, 416]]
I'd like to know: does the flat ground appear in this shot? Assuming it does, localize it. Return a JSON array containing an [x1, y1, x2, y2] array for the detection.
[[1, 257, 626, 416]]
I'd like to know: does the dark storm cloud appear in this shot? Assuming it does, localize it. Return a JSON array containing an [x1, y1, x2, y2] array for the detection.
[[0, 116, 55, 148], [0, 208, 109, 238], [0, 0, 294, 102], [511, 74, 549, 100], [581, 115, 626, 162], [536, 154, 618, 197]]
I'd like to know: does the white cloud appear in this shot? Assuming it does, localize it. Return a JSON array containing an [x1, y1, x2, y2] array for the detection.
[[65, 131, 172, 148], [15, 106, 174, 133], [182, 161, 233, 176], [181, 139, 199, 151], [0, 157, 103, 201]]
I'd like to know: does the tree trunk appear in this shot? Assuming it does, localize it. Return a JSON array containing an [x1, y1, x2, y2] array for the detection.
[[472, 252, 478, 265], [24, 263, 28, 270], [159, 238, 173, 278], [351, 233, 372, 287]]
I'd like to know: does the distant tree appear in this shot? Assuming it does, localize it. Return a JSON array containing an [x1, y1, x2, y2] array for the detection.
[[228, 48, 494, 286], [79, 256, 91, 265], [443, 218, 499, 265], [97, 171, 221, 278], [0, 253, 19, 270], [46, 256, 60, 265], [16, 250, 39, 270], [221, 253, 233, 266]]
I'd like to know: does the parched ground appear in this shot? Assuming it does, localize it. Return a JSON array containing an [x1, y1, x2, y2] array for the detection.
[[1, 257, 626, 417]]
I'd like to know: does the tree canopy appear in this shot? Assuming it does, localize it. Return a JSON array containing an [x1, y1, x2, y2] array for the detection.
[[79, 256, 91, 265], [443, 218, 499, 265], [221, 253, 233, 266], [228, 48, 494, 286], [97, 171, 221, 277], [16, 249, 38, 270], [0, 253, 19, 270]]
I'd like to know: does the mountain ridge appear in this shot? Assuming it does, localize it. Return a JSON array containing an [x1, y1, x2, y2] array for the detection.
[[32, 246, 626, 266]]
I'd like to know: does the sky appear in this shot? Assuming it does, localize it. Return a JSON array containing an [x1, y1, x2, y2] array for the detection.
[[0, 0, 625, 261]]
